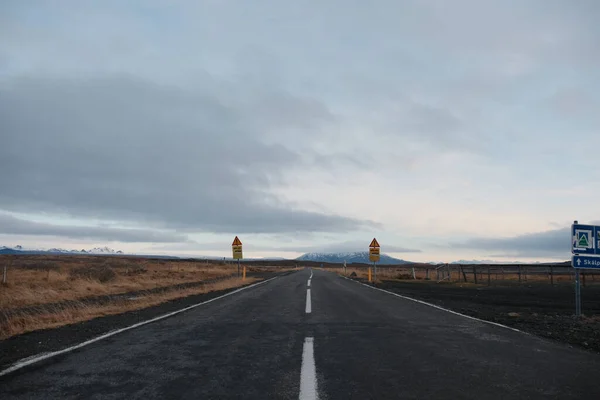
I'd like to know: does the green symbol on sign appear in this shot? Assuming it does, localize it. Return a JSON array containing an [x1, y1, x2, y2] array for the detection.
[[578, 233, 590, 247]]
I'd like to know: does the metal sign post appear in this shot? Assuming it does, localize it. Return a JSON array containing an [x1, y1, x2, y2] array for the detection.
[[571, 221, 600, 316], [373, 261, 377, 281], [575, 269, 581, 316]]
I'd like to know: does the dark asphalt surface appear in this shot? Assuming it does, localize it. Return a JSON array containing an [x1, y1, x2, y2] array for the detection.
[[2, 269, 600, 399]]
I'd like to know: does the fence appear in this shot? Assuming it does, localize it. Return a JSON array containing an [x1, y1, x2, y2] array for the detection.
[[337, 264, 599, 286]]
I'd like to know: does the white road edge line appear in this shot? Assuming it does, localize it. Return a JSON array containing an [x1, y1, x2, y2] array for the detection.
[[305, 288, 312, 314], [307, 279, 311, 287], [0, 276, 279, 378], [342, 276, 527, 335], [299, 337, 318, 400]]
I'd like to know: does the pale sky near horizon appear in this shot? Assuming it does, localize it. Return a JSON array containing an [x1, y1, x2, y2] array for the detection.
[[1, 1, 599, 262]]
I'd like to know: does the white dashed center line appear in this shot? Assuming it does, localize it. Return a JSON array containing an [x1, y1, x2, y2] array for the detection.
[[300, 270, 317, 398], [306, 269, 313, 313], [299, 337, 319, 400]]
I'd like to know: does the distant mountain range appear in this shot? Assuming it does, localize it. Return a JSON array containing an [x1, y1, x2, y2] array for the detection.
[[0, 246, 566, 265], [296, 251, 411, 265], [0, 245, 123, 255]]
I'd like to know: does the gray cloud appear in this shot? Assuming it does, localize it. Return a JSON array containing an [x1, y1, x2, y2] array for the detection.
[[547, 88, 598, 118], [450, 227, 571, 257], [2, 0, 598, 252], [0, 213, 186, 243], [0, 75, 372, 234], [391, 100, 470, 150]]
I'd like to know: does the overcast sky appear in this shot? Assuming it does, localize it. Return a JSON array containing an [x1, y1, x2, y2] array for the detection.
[[1, 0, 599, 261]]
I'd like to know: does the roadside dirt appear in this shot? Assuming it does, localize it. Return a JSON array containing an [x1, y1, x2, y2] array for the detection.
[[375, 279, 600, 353]]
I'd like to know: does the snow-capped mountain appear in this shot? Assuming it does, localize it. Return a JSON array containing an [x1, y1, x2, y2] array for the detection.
[[296, 251, 411, 265], [87, 247, 123, 254], [0, 245, 124, 255]]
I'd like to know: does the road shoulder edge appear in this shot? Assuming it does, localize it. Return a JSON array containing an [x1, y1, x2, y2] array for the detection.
[[341, 276, 528, 335]]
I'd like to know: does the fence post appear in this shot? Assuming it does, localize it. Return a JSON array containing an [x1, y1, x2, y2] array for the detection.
[[460, 265, 467, 282], [2, 265, 6, 284], [426, 268, 430, 280], [473, 267, 478, 284]]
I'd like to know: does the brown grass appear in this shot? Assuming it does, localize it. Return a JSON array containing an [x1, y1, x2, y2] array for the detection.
[[0, 277, 259, 339], [0, 255, 242, 310]]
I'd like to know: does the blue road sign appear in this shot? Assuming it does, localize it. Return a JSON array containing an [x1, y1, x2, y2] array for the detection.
[[571, 224, 600, 255], [572, 255, 600, 269]]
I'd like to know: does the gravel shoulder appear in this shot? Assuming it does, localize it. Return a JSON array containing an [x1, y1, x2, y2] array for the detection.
[[0, 271, 289, 370], [372, 279, 600, 353]]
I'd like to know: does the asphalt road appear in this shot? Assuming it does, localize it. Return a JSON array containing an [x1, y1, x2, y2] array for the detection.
[[2, 269, 600, 399]]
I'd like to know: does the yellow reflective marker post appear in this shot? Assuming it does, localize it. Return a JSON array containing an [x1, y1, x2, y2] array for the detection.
[[232, 236, 243, 277], [368, 267, 372, 282], [243, 266, 247, 281], [369, 238, 380, 281]]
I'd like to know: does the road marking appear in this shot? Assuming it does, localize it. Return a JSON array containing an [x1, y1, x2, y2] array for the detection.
[[305, 288, 312, 314], [343, 277, 528, 335], [310, 269, 313, 279], [307, 279, 311, 287], [299, 337, 318, 400], [0, 276, 279, 378]]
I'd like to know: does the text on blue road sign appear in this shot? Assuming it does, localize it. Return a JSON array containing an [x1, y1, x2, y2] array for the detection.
[[572, 255, 600, 269]]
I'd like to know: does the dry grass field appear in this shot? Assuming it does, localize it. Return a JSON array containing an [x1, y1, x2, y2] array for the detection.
[[0, 255, 279, 339], [0, 255, 239, 310], [0, 276, 258, 339]]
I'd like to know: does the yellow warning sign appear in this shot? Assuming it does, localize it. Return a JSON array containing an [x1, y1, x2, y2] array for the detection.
[[232, 236, 243, 260], [369, 238, 380, 262], [369, 238, 380, 248]]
